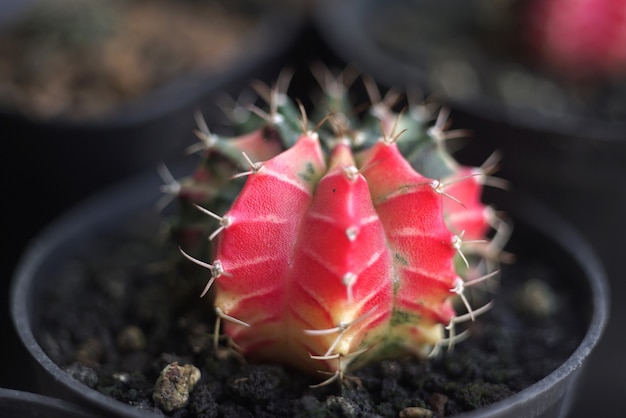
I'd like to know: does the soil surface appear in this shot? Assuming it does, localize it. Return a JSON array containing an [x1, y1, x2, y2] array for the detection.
[[35, 207, 587, 418], [0, 0, 255, 120]]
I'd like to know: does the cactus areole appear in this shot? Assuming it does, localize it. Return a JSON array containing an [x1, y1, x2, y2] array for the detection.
[[168, 69, 509, 384]]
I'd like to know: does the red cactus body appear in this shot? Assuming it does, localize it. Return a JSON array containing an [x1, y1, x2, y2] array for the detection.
[[523, 0, 626, 80], [211, 133, 325, 367], [442, 166, 491, 241], [173, 71, 506, 381], [207, 135, 490, 377], [358, 140, 458, 352], [168, 124, 285, 257], [286, 142, 394, 373]]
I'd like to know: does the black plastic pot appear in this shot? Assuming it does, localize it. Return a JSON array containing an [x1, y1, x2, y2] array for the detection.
[[10, 157, 609, 417], [0, 388, 97, 418]]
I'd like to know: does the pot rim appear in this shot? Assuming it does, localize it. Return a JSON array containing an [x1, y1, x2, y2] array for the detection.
[[313, 0, 626, 141], [0, 387, 96, 418], [10, 164, 610, 417]]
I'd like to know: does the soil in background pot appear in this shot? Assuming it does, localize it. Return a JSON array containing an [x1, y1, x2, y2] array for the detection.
[[0, 0, 256, 121], [35, 206, 587, 417]]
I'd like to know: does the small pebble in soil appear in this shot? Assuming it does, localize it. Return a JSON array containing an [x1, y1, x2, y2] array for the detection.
[[63, 362, 99, 389], [116, 325, 147, 351], [514, 278, 560, 318], [153, 362, 201, 412], [399, 406, 434, 418], [75, 337, 104, 368]]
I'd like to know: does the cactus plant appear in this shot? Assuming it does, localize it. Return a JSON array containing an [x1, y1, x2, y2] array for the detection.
[[161, 67, 510, 384]]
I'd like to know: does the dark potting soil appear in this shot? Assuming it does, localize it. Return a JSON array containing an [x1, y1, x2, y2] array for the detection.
[[38, 209, 586, 418]]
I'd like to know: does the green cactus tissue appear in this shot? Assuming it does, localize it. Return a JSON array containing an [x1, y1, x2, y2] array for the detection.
[[161, 68, 510, 384]]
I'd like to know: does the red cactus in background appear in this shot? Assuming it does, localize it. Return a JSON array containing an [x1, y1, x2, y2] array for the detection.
[[523, 0, 626, 80]]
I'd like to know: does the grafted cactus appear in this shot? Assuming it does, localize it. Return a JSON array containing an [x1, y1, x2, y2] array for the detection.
[[161, 68, 510, 384]]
